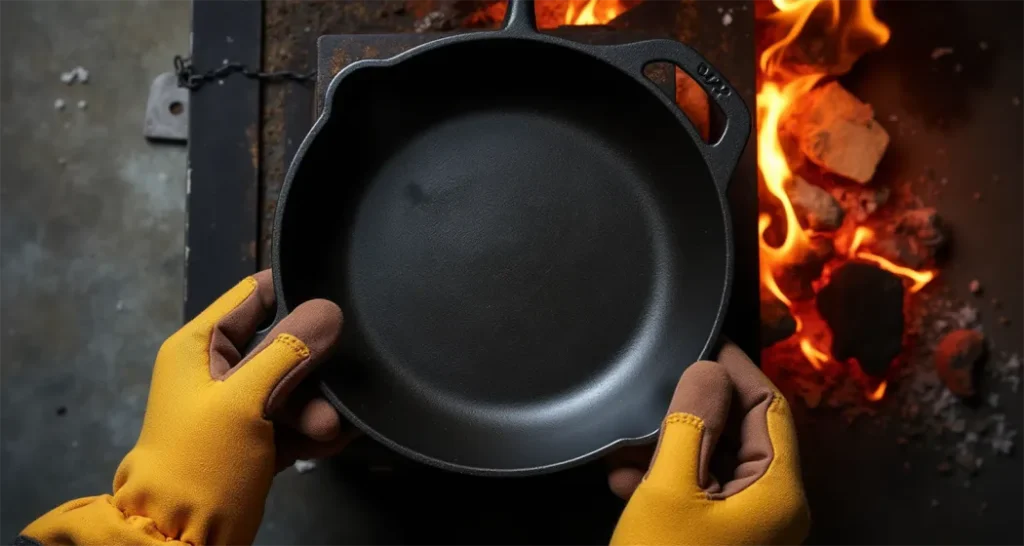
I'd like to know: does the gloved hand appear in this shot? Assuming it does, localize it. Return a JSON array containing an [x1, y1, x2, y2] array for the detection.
[[22, 271, 351, 546], [608, 342, 810, 546]]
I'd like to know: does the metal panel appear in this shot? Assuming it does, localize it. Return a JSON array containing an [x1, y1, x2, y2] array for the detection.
[[185, 0, 262, 319]]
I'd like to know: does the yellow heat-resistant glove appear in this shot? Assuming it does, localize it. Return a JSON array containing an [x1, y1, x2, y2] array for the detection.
[[608, 342, 811, 546], [22, 271, 351, 546]]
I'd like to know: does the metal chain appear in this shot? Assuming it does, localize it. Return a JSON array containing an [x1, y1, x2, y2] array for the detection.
[[174, 55, 316, 90]]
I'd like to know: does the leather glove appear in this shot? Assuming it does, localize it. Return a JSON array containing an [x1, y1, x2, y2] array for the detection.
[[22, 271, 351, 546], [608, 342, 811, 545]]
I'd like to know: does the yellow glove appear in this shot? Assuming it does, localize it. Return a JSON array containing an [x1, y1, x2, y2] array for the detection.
[[608, 342, 811, 546], [22, 271, 351, 546]]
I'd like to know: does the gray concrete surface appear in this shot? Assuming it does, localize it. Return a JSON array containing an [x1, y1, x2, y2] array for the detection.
[[0, 0, 189, 538]]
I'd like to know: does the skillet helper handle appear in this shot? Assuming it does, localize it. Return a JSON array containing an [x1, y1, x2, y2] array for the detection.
[[605, 41, 751, 194], [503, 0, 537, 34]]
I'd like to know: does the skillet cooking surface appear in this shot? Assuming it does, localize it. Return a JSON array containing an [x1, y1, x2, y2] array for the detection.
[[278, 38, 730, 473]]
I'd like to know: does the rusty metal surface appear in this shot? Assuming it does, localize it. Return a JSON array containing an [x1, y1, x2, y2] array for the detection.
[[314, 28, 676, 112], [185, 0, 262, 319], [260, 1, 449, 266]]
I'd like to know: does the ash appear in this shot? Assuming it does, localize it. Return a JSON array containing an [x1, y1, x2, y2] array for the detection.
[[886, 296, 1016, 472], [769, 291, 1019, 483]]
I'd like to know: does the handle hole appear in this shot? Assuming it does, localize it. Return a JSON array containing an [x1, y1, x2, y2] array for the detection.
[[641, 62, 726, 145]]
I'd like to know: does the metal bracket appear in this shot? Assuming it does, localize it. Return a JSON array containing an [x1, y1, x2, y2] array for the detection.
[[143, 72, 188, 143]]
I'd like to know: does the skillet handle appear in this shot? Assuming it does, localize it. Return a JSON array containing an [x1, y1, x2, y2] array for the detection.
[[502, 0, 537, 34], [602, 41, 751, 194]]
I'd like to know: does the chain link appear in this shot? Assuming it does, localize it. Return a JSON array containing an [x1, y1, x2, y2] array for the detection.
[[174, 55, 317, 90]]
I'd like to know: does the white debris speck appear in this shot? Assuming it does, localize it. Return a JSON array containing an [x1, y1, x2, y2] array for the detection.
[[888, 114, 898, 122], [722, 13, 733, 26], [717, 6, 723, 13], [940, 177, 949, 185], [60, 66, 89, 85], [218, 79, 225, 86], [931, 47, 954, 60], [990, 417, 1017, 455], [57, 157, 67, 165], [158, 172, 169, 183], [1013, 97, 1021, 107], [304, 26, 311, 33], [987, 393, 1000, 407], [71, 440, 79, 448], [930, 498, 940, 508], [951, 304, 979, 329], [115, 300, 124, 311], [979, 41, 988, 50], [225, 35, 234, 44], [54, 98, 66, 110], [63, 121, 71, 129], [293, 459, 317, 474], [76, 100, 87, 110], [954, 63, 963, 73]]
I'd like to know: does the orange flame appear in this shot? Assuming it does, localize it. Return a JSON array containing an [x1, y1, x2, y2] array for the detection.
[[799, 339, 829, 370], [761, 0, 891, 80], [848, 227, 937, 293], [564, 0, 625, 25], [865, 380, 887, 401], [757, 1, 916, 400]]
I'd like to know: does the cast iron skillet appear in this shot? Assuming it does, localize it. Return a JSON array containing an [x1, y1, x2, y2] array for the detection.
[[261, 0, 750, 475]]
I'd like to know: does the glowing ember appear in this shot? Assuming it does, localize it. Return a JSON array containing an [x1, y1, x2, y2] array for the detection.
[[564, 0, 625, 26], [866, 380, 887, 402]]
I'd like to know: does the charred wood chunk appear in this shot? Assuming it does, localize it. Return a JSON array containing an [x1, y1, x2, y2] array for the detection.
[[785, 82, 890, 183], [816, 262, 904, 377], [873, 208, 950, 269], [774, 235, 834, 302], [761, 293, 797, 348], [787, 175, 844, 231], [934, 329, 986, 398]]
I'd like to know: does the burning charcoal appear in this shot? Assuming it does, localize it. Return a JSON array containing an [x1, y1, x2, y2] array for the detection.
[[761, 292, 797, 348], [873, 208, 950, 269], [774, 236, 834, 301], [784, 82, 890, 183], [816, 262, 904, 377], [934, 329, 986, 398], [787, 176, 844, 231], [833, 185, 890, 222]]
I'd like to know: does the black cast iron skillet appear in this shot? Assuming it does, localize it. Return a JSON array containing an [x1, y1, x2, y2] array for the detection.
[[261, 0, 750, 475]]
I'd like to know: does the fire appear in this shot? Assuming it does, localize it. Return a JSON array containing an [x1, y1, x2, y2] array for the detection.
[[563, 0, 625, 25], [865, 380, 887, 402], [756, 78, 820, 264], [848, 227, 937, 293], [760, 0, 892, 80], [758, 0, 935, 400], [799, 338, 829, 370]]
